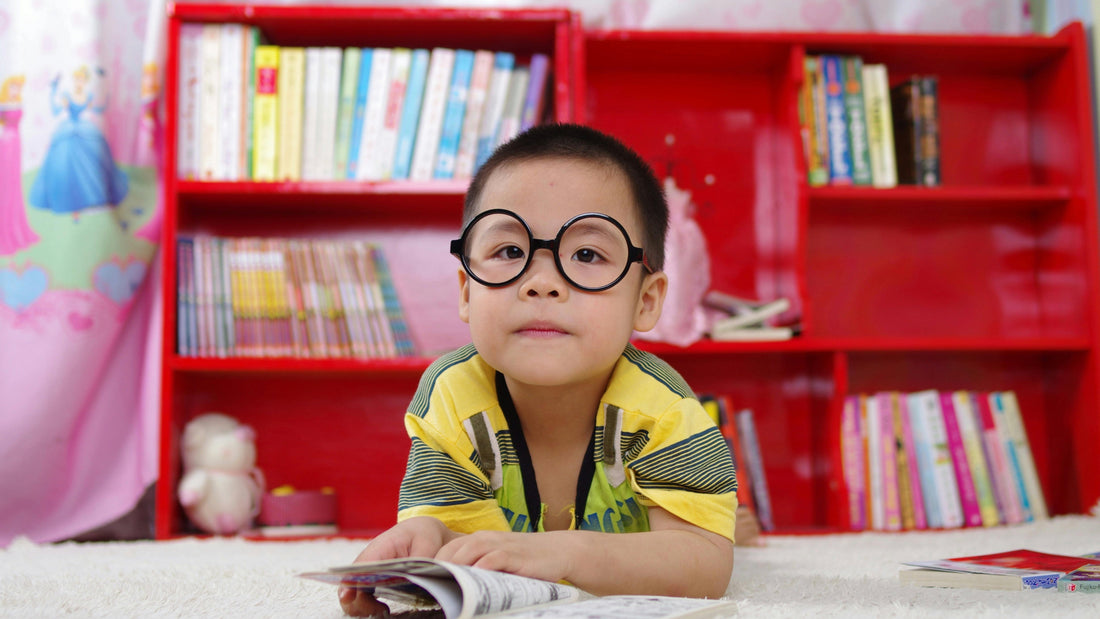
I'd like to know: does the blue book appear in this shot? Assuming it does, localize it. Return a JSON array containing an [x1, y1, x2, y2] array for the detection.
[[821, 54, 853, 185], [906, 392, 943, 529], [346, 48, 373, 179], [391, 48, 430, 180], [433, 49, 475, 179]]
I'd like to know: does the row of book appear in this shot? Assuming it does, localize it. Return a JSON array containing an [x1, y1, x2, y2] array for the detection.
[[176, 236, 415, 359], [701, 395, 775, 532], [841, 390, 1047, 533], [800, 54, 941, 188], [176, 22, 550, 183]]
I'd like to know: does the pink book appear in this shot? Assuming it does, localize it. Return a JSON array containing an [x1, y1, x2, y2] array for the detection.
[[840, 395, 866, 530], [876, 392, 902, 531], [975, 391, 1025, 524], [939, 391, 982, 527], [896, 393, 927, 529]]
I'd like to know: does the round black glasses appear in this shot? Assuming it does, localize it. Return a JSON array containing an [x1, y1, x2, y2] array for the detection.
[[449, 209, 653, 292]]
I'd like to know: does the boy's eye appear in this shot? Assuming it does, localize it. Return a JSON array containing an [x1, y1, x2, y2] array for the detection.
[[572, 247, 604, 264], [494, 244, 526, 260]]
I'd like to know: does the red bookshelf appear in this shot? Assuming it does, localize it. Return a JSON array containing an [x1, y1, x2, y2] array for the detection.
[[158, 5, 1100, 538]]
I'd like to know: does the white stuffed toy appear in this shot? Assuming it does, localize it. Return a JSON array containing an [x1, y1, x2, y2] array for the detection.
[[178, 413, 265, 535]]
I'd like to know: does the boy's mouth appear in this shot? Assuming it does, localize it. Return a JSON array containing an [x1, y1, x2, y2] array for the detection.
[[515, 320, 569, 337]]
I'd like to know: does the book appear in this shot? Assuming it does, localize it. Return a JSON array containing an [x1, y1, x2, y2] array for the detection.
[[251, 45, 280, 181], [890, 391, 926, 530], [345, 48, 372, 179], [992, 391, 1048, 520], [376, 48, 412, 181], [410, 47, 455, 181], [890, 76, 923, 185], [434, 48, 475, 179], [906, 390, 964, 528], [475, 52, 516, 169], [840, 55, 873, 185], [974, 391, 1025, 525], [277, 47, 305, 181], [300, 557, 737, 619], [705, 295, 790, 332], [217, 23, 245, 180], [453, 49, 495, 180], [356, 47, 392, 182], [1057, 564, 1100, 592], [874, 392, 902, 531], [494, 65, 529, 149], [951, 391, 1000, 527], [901, 549, 1100, 591], [708, 395, 755, 514], [198, 24, 222, 181], [916, 75, 941, 186], [240, 26, 261, 179], [801, 55, 829, 187], [939, 390, 982, 527], [735, 408, 773, 531], [301, 47, 323, 181], [176, 23, 203, 180], [519, 53, 550, 131], [708, 325, 793, 342], [314, 47, 344, 180], [392, 48, 431, 180], [820, 54, 853, 185], [860, 63, 897, 188], [333, 47, 362, 180], [840, 395, 866, 530], [904, 389, 942, 528]]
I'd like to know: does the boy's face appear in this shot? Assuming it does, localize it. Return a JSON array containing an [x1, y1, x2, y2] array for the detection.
[[458, 157, 667, 390]]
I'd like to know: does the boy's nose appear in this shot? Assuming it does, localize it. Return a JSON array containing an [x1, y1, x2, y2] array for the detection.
[[520, 251, 564, 298]]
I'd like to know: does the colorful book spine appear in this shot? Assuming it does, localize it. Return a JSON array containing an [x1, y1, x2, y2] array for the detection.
[[939, 391, 983, 527], [346, 48, 373, 180], [952, 391, 1000, 526], [176, 23, 203, 180], [314, 47, 344, 180], [217, 23, 244, 181], [453, 50, 495, 180], [890, 76, 923, 185], [876, 392, 902, 531], [198, 24, 222, 181], [840, 55, 873, 185], [905, 389, 943, 528], [371, 246, 416, 356], [820, 55, 853, 185], [356, 48, 393, 182], [277, 47, 305, 181], [392, 48, 431, 180], [377, 48, 412, 181], [916, 75, 941, 186], [994, 391, 1048, 520], [975, 390, 1025, 525], [520, 53, 550, 131], [176, 238, 194, 355], [433, 49, 475, 179], [735, 408, 773, 531], [894, 392, 927, 529], [410, 47, 456, 181], [801, 55, 829, 187], [840, 395, 866, 530], [241, 26, 260, 180], [861, 63, 896, 188], [909, 390, 964, 528], [251, 45, 280, 181], [333, 47, 361, 180], [712, 395, 754, 514], [216, 237, 235, 356], [359, 243, 396, 357], [863, 393, 883, 529], [494, 66, 529, 149], [475, 52, 516, 169]]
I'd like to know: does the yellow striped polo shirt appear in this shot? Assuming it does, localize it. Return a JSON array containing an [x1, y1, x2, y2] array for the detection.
[[397, 343, 737, 542]]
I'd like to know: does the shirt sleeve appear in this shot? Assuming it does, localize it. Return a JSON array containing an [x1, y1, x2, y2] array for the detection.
[[624, 398, 738, 542], [397, 410, 511, 534]]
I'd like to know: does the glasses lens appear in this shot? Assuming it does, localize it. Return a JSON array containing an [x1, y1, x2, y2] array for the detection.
[[558, 215, 631, 290], [462, 212, 531, 285]]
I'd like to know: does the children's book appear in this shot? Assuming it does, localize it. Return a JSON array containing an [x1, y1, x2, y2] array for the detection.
[[300, 557, 737, 618], [900, 549, 1100, 591], [1057, 563, 1100, 592]]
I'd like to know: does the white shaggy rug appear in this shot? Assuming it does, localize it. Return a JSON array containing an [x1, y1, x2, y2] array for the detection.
[[3, 515, 1100, 618]]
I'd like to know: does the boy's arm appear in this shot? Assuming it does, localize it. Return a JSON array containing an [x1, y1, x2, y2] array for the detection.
[[433, 506, 733, 599]]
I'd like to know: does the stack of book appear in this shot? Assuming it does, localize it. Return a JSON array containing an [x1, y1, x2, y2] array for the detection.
[[176, 236, 415, 359], [703, 291, 796, 342], [700, 395, 774, 532], [841, 390, 1047, 532], [799, 53, 940, 188], [900, 548, 1100, 591], [176, 22, 551, 182]]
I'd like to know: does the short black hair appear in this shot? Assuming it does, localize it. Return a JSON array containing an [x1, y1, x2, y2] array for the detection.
[[464, 123, 669, 271]]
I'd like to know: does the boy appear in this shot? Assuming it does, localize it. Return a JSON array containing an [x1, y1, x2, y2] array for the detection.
[[341, 124, 737, 616]]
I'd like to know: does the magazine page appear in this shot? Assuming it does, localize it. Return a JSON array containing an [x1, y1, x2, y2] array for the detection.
[[447, 562, 583, 618], [490, 595, 738, 618]]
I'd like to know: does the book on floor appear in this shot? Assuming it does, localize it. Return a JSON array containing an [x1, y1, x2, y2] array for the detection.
[[900, 548, 1100, 591]]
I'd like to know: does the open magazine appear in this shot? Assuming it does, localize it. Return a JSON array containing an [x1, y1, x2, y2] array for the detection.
[[299, 557, 736, 618]]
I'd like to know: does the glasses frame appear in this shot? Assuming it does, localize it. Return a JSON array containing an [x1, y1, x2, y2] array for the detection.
[[450, 208, 653, 292]]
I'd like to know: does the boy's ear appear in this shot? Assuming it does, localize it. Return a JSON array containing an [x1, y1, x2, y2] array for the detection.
[[633, 270, 668, 332], [457, 268, 471, 324]]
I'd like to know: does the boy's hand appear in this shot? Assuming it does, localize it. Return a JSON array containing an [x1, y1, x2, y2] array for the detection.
[[339, 517, 458, 617], [434, 530, 571, 583]]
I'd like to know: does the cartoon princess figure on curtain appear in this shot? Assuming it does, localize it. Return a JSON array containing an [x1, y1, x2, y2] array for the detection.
[[0, 74, 40, 257], [29, 66, 129, 222], [134, 61, 163, 243]]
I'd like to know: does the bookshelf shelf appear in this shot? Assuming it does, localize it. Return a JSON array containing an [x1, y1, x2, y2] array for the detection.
[[158, 5, 1100, 539]]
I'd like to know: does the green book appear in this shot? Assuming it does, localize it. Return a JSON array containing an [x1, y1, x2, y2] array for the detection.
[[841, 55, 873, 186], [333, 47, 361, 180]]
